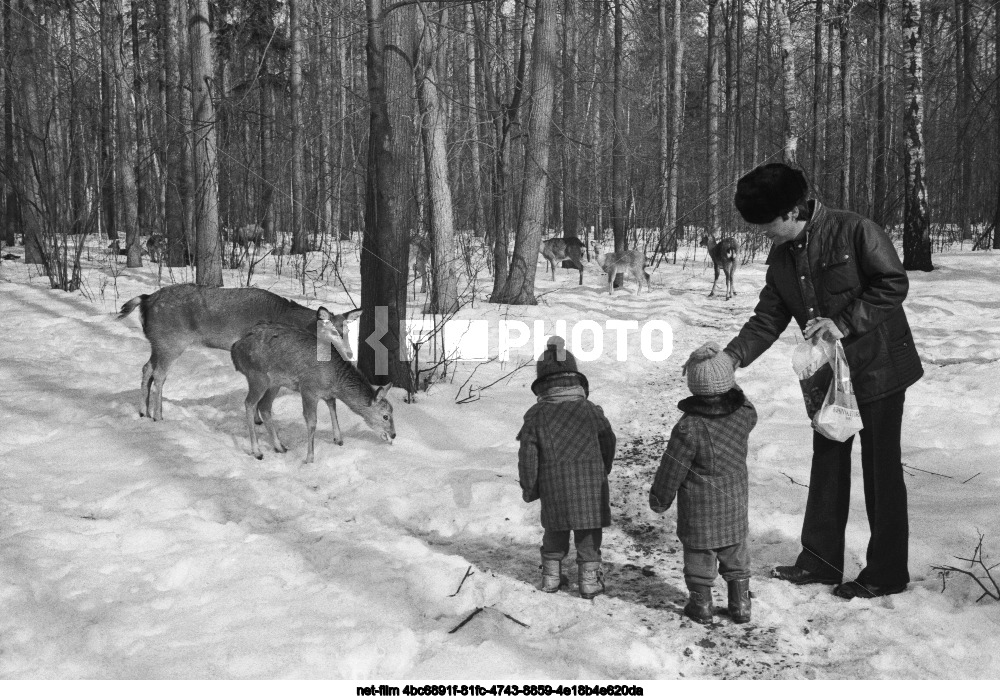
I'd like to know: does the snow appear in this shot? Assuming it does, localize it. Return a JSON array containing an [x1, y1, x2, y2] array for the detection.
[[0, 242, 999, 682]]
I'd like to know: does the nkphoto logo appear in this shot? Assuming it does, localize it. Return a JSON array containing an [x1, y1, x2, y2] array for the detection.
[[320, 309, 674, 365]]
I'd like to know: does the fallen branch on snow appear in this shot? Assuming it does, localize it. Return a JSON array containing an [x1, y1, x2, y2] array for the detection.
[[932, 533, 1000, 602]]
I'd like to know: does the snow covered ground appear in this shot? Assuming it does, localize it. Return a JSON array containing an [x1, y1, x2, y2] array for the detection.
[[0, 240, 998, 680]]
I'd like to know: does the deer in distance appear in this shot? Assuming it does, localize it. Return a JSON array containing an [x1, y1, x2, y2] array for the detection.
[[118, 284, 358, 421], [591, 241, 650, 294], [701, 233, 739, 300], [539, 237, 586, 284], [231, 308, 395, 463], [409, 231, 433, 295]]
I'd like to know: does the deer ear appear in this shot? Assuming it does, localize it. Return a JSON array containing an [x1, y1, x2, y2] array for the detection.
[[340, 308, 362, 322], [317, 307, 333, 322]]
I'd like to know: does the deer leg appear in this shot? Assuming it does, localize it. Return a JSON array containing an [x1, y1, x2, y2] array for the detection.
[[147, 349, 179, 421], [302, 394, 319, 464], [709, 265, 720, 297], [607, 271, 614, 295], [244, 381, 269, 460], [576, 260, 584, 285], [140, 358, 155, 418], [325, 398, 343, 446], [258, 387, 285, 453], [551, 258, 557, 281]]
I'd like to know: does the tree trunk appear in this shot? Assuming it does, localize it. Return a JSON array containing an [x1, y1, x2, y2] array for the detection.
[[2, 0, 16, 247], [839, 0, 853, 208], [901, 0, 933, 271], [611, 0, 627, 262], [110, 0, 139, 267], [128, 0, 146, 266], [495, 0, 557, 305], [415, 5, 459, 315], [466, 4, 485, 238], [160, 0, 186, 266], [562, 0, 579, 240], [360, 0, 413, 390], [777, 0, 798, 165], [483, 1, 530, 301], [707, 0, 721, 237], [259, 54, 274, 244], [336, 4, 348, 242], [189, 0, 222, 285], [872, 0, 889, 226], [812, 0, 823, 177], [290, 0, 306, 256], [100, 0, 117, 242], [994, 1, 1000, 249], [668, 0, 684, 251]]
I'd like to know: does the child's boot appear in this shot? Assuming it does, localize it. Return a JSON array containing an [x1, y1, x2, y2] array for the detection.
[[684, 585, 714, 624], [541, 558, 563, 593], [727, 578, 751, 623], [578, 561, 605, 599]]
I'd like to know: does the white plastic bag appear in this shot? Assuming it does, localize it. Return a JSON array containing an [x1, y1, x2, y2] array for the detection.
[[792, 336, 863, 442]]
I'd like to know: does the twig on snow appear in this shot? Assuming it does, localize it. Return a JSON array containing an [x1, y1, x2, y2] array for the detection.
[[780, 472, 809, 488], [905, 464, 952, 479], [931, 533, 1000, 602], [448, 566, 474, 597], [449, 607, 484, 633]]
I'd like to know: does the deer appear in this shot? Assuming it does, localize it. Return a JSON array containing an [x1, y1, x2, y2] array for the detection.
[[117, 284, 359, 421], [231, 308, 395, 462], [701, 232, 739, 300], [591, 241, 650, 294], [539, 237, 585, 284], [409, 231, 433, 294]]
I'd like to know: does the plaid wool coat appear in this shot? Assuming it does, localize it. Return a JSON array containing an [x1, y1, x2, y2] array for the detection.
[[517, 398, 617, 531], [649, 388, 757, 549]]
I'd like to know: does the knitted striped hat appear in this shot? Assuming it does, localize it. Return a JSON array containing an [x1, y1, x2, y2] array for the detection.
[[683, 342, 735, 396]]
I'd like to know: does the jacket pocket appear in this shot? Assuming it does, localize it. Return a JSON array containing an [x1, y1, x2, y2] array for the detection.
[[821, 252, 859, 295]]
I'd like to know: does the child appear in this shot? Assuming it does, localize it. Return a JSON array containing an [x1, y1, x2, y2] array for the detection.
[[649, 342, 758, 624], [518, 336, 617, 599]]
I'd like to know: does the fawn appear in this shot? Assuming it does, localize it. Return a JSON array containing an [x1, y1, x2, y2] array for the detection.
[[701, 233, 739, 300], [231, 308, 395, 462], [118, 284, 358, 421], [591, 241, 650, 294], [539, 237, 585, 284]]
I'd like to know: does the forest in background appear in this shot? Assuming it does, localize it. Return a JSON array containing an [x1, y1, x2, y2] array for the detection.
[[1, 0, 997, 383]]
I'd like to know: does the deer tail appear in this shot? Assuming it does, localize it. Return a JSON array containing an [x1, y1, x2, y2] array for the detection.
[[117, 294, 149, 326]]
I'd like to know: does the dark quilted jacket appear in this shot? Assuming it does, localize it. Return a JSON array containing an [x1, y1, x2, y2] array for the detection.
[[725, 201, 923, 405], [649, 389, 757, 549], [517, 399, 617, 531]]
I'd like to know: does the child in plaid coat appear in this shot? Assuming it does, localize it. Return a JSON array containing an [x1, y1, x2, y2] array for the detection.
[[518, 337, 616, 599], [650, 342, 757, 624]]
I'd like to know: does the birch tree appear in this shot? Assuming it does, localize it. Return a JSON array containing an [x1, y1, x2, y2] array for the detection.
[[414, 4, 458, 314], [901, 0, 933, 271], [189, 0, 222, 285], [777, 0, 799, 164]]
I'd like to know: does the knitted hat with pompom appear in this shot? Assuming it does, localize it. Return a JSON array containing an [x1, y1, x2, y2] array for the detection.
[[683, 342, 735, 396], [531, 336, 590, 397]]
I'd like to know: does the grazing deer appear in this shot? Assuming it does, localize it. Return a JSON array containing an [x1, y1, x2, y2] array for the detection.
[[591, 241, 650, 294], [409, 232, 432, 294], [539, 237, 585, 284], [701, 233, 739, 300], [231, 308, 395, 462], [118, 284, 359, 421]]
